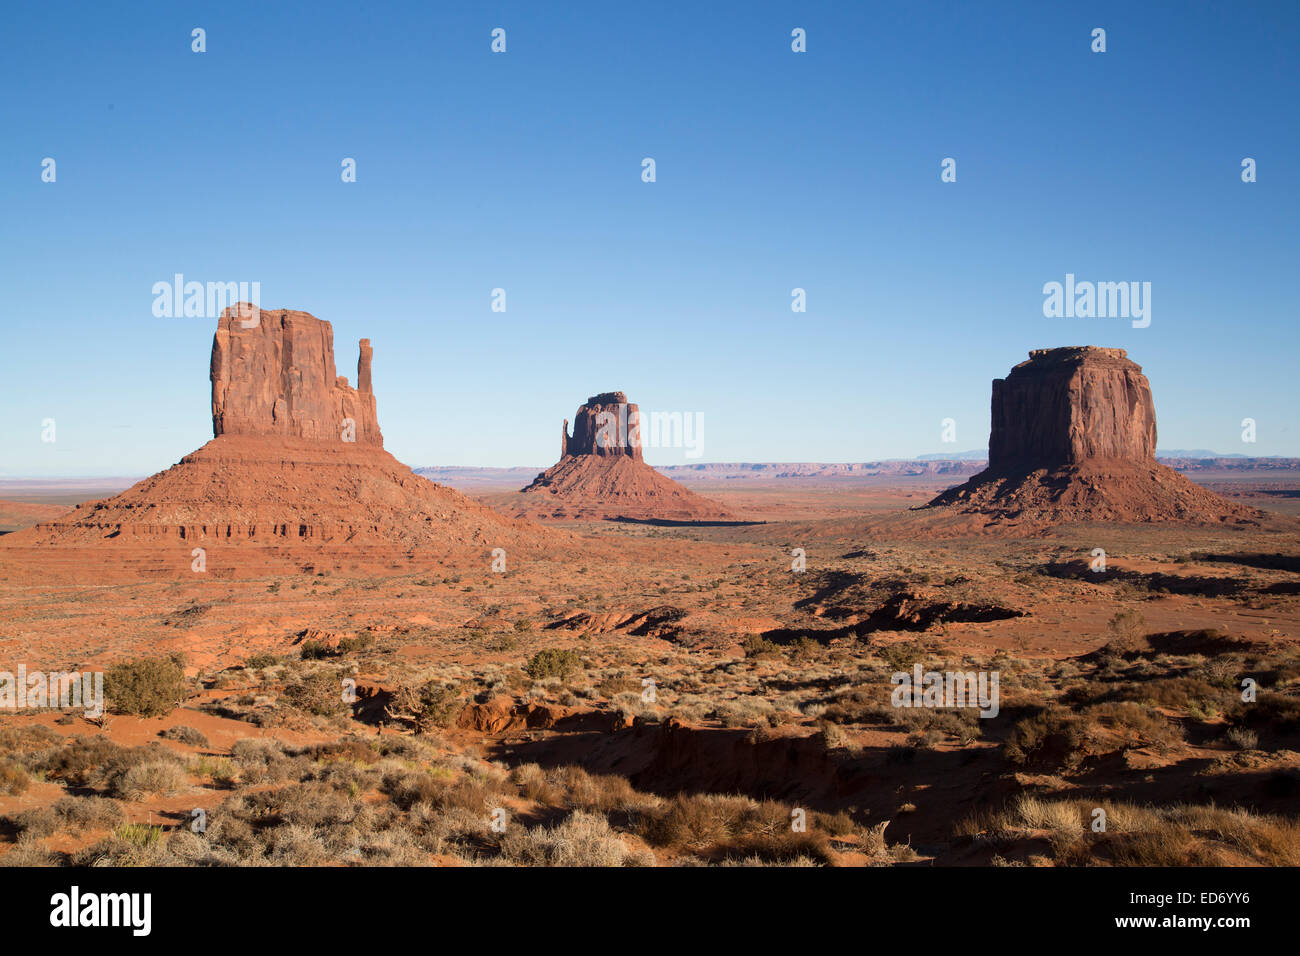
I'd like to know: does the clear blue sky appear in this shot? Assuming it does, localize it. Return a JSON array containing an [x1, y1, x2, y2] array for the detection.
[[2, 1, 1296, 476]]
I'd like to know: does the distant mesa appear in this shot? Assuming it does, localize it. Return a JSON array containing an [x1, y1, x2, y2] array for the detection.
[[15, 306, 543, 549], [515, 391, 735, 522], [926, 347, 1259, 525]]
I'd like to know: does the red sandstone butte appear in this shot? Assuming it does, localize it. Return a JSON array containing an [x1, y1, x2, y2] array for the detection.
[[927, 347, 1259, 526], [211, 307, 381, 446], [516, 391, 735, 522], [15, 306, 546, 549]]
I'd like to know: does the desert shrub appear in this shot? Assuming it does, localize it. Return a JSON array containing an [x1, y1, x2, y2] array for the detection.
[[244, 652, 280, 669], [879, 641, 926, 672], [1003, 706, 1091, 769], [160, 725, 210, 748], [548, 766, 650, 814], [741, 635, 781, 659], [114, 760, 188, 800], [0, 724, 62, 759], [0, 760, 30, 796], [116, 823, 165, 849], [1227, 691, 1300, 739], [336, 634, 374, 655], [1224, 727, 1259, 749], [718, 828, 833, 865], [1105, 609, 1145, 652], [282, 670, 349, 717], [1090, 701, 1183, 752], [815, 810, 858, 837], [641, 793, 833, 864], [382, 767, 448, 810], [302, 635, 373, 659], [820, 721, 848, 748], [191, 755, 237, 786], [715, 696, 774, 728], [499, 810, 648, 866], [524, 648, 582, 681], [29, 735, 124, 787], [10, 806, 58, 836], [386, 680, 463, 733], [0, 838, 57, 867], [1009, 795, 1085, 832], [593, 675, 642, 698], [106, 654, 189, 717], [5, 798, 121, 840], [642, 793, 771, 850], [307, 738, 380, 765], [1140, 678, 1228, 715], [53, 795, 126, 832], [509, 763, 561, 804], [822, 689, 896, 726]]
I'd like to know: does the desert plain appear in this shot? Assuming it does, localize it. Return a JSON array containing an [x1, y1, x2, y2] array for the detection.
[[0, 315, 1298, 868]]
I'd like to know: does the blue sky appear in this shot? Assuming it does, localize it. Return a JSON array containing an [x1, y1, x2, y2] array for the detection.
[[2, 1, 1296, 476]]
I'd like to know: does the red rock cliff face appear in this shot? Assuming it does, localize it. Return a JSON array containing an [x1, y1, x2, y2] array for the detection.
[[210, 306, 381, 446], [988, 347, 1155, 471], [562, 391, 644, 462]]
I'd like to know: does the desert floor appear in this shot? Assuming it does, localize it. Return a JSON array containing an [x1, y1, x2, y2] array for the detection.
[[1, 473, 1298, 866]]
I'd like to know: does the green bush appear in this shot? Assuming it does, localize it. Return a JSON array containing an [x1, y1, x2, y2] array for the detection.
[[525, 648, 582, 680], [106, 654, 189, 717], [742, 635, 780, 659]]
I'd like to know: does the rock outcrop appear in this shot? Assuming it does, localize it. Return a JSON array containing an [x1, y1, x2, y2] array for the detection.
[[988, 347, 1155, 470], [211, 306, 381, 446], [562, 392, 645, 461], [927, 347, 1258, 527], [516, 391, 735, 522]]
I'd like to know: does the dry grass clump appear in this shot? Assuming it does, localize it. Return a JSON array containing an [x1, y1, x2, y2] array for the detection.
[[640, 792, 835, 864], [0, 724, 62, 759], [23, 736, 191, 798], [957, 795, 1300, 866], [498, 811, 651, 866], [8, 795, 127, 838], [0, 759, 31, 795], [114, 760, 189, 800], [281, 668, 351, 717], [160, 725, 210, 748], [510, 764, 657, 815], [0, 838, 58, 867]]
